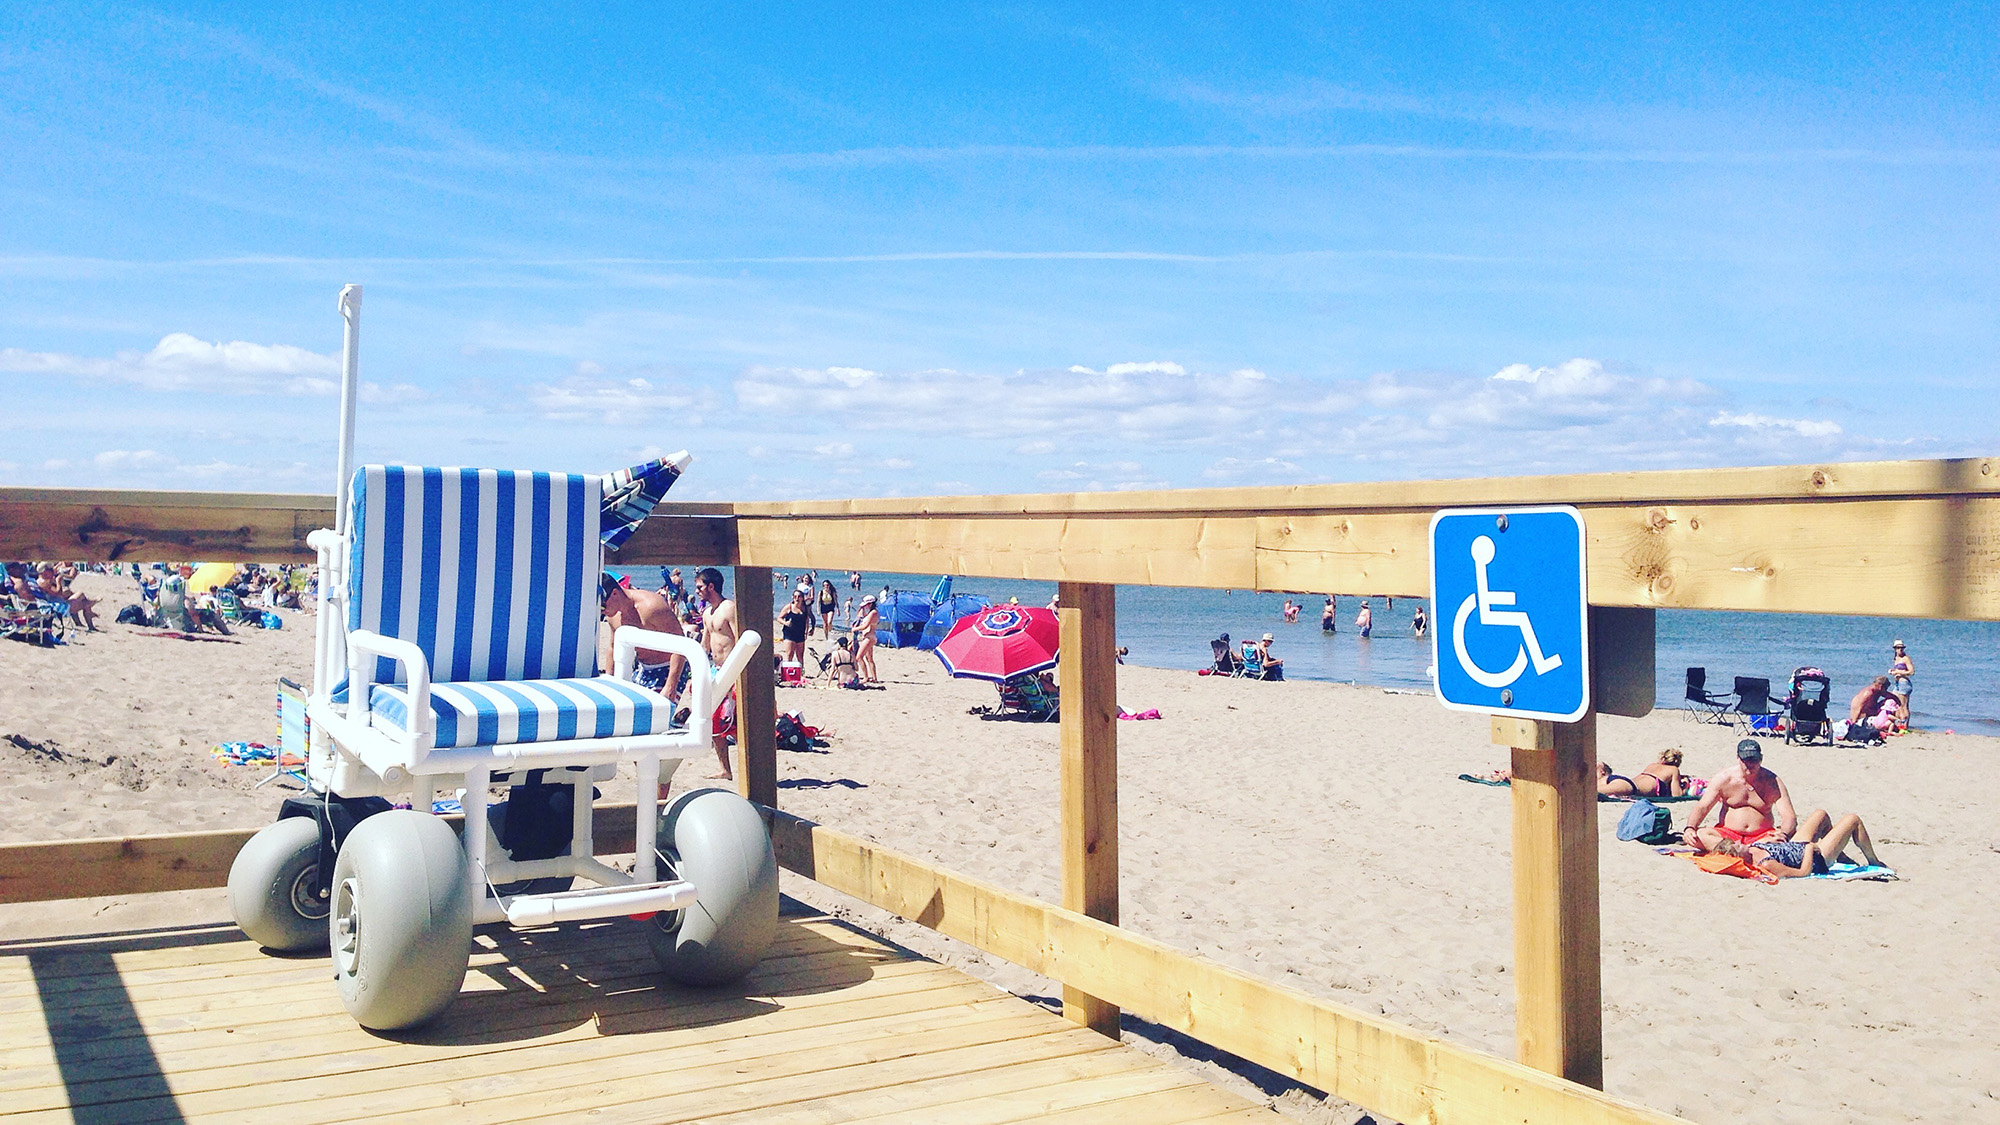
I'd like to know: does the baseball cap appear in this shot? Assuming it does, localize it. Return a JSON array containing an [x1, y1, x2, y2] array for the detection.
[[599, 573, 622, 602], [1735, 738, 1764, 761]]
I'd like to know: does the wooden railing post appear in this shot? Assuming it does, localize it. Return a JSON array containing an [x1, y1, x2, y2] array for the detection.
[[1499, 711, 1603, 1088], [1057, 581, 1119, 1037], [733, 566, 777, 808]]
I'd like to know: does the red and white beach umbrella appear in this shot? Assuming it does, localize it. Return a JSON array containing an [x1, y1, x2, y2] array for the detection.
[[932, 605, 1061, 683]]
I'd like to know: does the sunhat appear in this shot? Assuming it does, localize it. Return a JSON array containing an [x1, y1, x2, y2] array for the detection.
[[860, 594, 876, 605], [1892, 639, 1906, 648], [1261, 632, 1274, 642]]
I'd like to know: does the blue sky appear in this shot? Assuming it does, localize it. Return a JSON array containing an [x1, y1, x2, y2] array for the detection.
[[2, 5, 1995, 500]]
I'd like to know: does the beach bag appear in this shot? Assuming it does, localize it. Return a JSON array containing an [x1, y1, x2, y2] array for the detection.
[[116, 604, 148, 626], [1616, 799, 1676, 845], [261, 611, 283, 629], [775, 713, 809, 753]]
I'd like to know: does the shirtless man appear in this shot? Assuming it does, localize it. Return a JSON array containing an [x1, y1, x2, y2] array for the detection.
[[694, 567, 739, 781], [598, 575, 686, 706], [1680, 739, 1797, 849]]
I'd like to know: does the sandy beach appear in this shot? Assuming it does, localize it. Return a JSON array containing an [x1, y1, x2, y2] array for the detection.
[[3, 574, 1996, 1123]]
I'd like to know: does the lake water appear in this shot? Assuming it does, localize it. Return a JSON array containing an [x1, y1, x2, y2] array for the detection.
[[609, 566, 2000, 736]]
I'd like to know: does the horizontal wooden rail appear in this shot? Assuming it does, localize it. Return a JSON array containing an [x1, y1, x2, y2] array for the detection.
[[767, 810, 1687, 1125], [7, 454, 1998, 617], [0, 487, 735, 566], [734, 455, 2000, 516], [0, 805, 641, 905], [736, 495, 2000, 617]]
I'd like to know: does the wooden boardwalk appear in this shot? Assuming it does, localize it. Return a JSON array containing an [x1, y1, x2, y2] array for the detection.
[[0, 908, 1280, 1124]]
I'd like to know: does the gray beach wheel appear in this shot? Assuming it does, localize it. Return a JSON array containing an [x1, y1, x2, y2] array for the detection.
[[228, 817, 329, 952], [648, 788, 778, 986], [329, 810, 473, 1030]]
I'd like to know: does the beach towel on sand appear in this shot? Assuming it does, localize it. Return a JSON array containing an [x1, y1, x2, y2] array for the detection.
[[1454, 773, 1697, 801], [1684, 851, 1781, 885], [1816, 862, 1899, 881]]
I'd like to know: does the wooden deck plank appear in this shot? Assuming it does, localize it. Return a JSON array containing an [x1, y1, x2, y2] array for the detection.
[[0, 917, 1269, 1125], [0, 938, 961, 1098], [723, 1050, 1221, 1124], [1020, 1082, 1271, 1125], [1, 970, 990, 1111], [0, 947, 930, 1083], [472, 1027, 1115, 1125], [0, 920, 864, 1012]]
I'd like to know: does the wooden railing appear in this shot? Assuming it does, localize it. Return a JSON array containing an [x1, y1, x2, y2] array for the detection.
[[6, 452, 1996, 1125]]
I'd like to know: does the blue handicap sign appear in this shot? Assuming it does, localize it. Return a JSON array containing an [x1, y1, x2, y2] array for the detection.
[[1429, 506, 1590, 722]]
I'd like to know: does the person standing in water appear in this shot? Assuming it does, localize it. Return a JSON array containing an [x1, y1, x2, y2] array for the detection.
[[1411, 603, 1428, 637], [1354, 599, 1373, 638], [1887, 640, 1915, 728], [1320, 597, 1337, 633]]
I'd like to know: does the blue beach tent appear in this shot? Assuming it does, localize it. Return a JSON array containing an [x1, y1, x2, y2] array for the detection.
[[918, 594, 992, 651], [876, 591, 936, 649]]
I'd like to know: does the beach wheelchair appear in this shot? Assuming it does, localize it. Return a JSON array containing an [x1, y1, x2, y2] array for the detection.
[[228, 464, 773, 1031]]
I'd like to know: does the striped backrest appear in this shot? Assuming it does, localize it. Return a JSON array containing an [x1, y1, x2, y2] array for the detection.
[[347, 466, 603, 686]]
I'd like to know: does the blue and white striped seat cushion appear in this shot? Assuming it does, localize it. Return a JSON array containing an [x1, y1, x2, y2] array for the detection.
[[348, 466, 603, 687], [369, 677, 667, 749]]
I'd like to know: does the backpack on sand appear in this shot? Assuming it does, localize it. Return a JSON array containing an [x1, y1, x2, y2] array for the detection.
[[1616, 799, 1677, 846]]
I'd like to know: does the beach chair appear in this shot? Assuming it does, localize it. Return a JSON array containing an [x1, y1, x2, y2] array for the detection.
[[1682, 666, 1734, 724], [1208, 637, 1241, 676], [996, 674, 1060, 720], [1783, 668, 1834, 746], [227, 463, 769, 1032], [1236, 641, 1265, 680], [257, 678, 311, 789], [1, 591, 66, 646], [1729, 676, 1783, 732], [156, 575, 197, 633]]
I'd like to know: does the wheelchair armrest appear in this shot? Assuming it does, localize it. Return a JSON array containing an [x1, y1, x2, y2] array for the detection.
[[611, 626, 705, 684], [712, 630, 763, 699], [346, 630, 433, 745]]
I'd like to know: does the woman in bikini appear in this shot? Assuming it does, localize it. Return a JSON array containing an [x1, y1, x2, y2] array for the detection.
[[818, 580, 840, 641], [1597, 748, 1691, 799]]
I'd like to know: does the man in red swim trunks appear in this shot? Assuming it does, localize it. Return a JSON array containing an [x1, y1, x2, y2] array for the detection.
[[694, 567, 740, 784], [1681, 739, 1797, 850]]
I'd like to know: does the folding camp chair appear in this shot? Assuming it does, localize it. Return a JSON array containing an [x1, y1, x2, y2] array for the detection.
[[996, 674, 1060, 720], [1683, 666, 1735, 724], [1730, 676, 1784, 732]]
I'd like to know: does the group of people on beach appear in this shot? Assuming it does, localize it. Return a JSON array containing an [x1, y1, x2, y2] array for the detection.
[[1302, 594, 1426, 638], [4, 562, 103, 633], [1678, 739, 1886, 879], [1590, 738, 1887, 881]]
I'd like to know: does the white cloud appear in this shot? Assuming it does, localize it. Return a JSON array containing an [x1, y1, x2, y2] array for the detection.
[[0, 333, 428, 401], [1104, 360, 1186, 376], [738, 360, 1343, 448], [1709, 412, 1843, 438], [530, 373, 699, 422], [881, 457, 915, 470], [812, 442, 855, 459]]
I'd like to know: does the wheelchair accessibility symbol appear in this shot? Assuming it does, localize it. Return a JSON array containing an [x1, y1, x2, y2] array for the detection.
[[1430, 507, 1590, 721]]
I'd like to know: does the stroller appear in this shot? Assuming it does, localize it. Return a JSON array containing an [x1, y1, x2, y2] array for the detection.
[[1783, 667, 1833, 745]]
